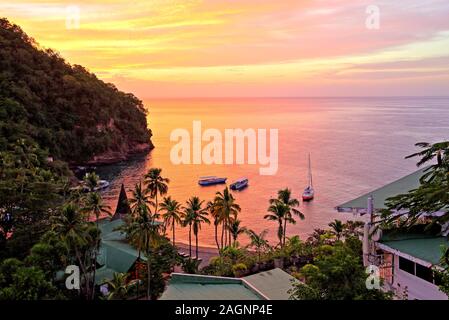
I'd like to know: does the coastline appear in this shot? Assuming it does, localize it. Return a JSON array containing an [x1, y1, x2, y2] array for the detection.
[[175, 242, 219, 268]]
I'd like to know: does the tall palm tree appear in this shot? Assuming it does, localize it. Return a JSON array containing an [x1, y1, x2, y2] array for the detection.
[[183, 197, 209, 258], [82, 192, 111, 226], [329, 219, 344, 241], [160, 196, 183, 246], [264, 201, 288, 247], [245, 229, 270, 262], [213, 187, 241, 248], [128, 182, 154, 216], [207, 201, 221, 251], [272, 188, 304, 246], [51, 203, 95, 299], [126, 206, 160, 299], [81, 191, 111, 298], [144, 168, 169, 215], [228, 219, 246, 246]]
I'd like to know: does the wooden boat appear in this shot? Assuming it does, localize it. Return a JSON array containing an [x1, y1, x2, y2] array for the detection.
[[230, 178, 249, 191], [198, 176, 227, 186]]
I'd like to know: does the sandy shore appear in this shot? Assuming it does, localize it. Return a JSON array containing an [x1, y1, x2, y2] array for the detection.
[[175, 242, 219, 269]]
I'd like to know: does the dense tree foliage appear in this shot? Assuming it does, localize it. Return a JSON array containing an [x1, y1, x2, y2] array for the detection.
[[0, 18, 152, 163]]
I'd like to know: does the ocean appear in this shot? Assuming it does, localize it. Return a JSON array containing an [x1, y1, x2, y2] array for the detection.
[[96, 97, 449, 247]]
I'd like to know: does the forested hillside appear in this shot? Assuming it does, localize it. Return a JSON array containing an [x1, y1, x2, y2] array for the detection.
[[0, 18, 153, 164]]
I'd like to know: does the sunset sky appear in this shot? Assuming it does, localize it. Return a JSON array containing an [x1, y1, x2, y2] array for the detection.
[[2, 0, 449, 97]]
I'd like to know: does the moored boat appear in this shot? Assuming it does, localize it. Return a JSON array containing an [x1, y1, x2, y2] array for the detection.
[[230, 178, 249, 191], [198, 176, 227, 186], [302, 153, 314, 201]]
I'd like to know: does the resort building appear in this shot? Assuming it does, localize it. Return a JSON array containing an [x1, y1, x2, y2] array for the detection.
[[160, 268, 298, 300], [336, 167, 448, 300]]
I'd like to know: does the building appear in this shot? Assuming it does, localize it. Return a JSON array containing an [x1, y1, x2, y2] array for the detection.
[[336, 167, 448, 300], [160, 268, 298, 300]]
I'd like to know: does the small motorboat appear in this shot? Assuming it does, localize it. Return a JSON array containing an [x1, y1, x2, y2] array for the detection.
[[230, 178, 249, 191], [80, 179, 110, 192], [302, 153, 314, 201], [198, 176, 227, 186], [95, 180, 110, 191]]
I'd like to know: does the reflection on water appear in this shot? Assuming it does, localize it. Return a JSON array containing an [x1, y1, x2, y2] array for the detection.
[[97, 97, 449, 247]]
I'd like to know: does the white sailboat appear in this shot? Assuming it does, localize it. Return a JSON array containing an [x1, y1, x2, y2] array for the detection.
[[302, 153, 314, 201]]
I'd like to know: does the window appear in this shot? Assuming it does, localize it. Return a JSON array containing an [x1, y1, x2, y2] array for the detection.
[[398, 257, 437, 284], [415, 263, 433, 283], [399, 256, 415, 275]]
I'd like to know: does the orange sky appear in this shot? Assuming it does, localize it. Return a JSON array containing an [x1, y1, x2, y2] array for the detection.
[[2, 0, 449, 97]]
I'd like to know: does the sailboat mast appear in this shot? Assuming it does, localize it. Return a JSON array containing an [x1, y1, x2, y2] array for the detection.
[[308, 153, 313, 188]]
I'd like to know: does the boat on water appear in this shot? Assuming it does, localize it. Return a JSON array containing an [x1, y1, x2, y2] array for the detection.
[[95, 180, 110, 191], [76, 179, 110, 192], [302, 153, 314, 201], [230, 178, 249, 191], [198, 176, 227, 186]]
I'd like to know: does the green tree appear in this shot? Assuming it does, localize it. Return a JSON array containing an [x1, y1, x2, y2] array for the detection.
[[328, 219, 344, 241], [264, 201, 288, 248], [183, 197, 209, 259], [125, 206, 160, 299], [160, 196, 183, 246], [290, 242, 391, 300], [228, 219, 246, 246], [245, 229, 270, 262], [213, 188, 241, 249], [105, 273, 130, 300], [272, 188, 304, 246], [144, 168, 169, 215]]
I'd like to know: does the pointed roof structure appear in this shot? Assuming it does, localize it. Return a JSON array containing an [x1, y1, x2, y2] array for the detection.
[[112, 183, 131, 220]]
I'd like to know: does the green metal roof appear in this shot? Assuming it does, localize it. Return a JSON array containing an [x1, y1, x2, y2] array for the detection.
[[160, 269, 297, 300], [95, 267, 117, 285], [243, 268, 297, 300], [336, 167, 428, 211], [379, 233, 449, 265], [160, 274, 264, 300]]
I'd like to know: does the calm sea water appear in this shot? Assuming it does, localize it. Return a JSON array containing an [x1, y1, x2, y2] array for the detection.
[[96, 97, 449, 247]]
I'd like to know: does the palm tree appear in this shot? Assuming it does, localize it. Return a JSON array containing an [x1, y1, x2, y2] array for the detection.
[[264, 200, 288, 247], [228, 219, 246, 246], [272, 188, 304, 246], [83, 172, 100, 192], [406, 141, 449, 167], [51, 203, 96, 299], [82, 192, 111, 226], [213, 187, 241, 248], [126, 206, 160, 299], [328, 219, 344, 241], [245, 229, 269, 262], [105, 273, 130, 300], [81, 192, 111, 298], [160, 196, 183, 246], [129, 182, 154, 216], [183, 197, 209, 258], [207, 201, 221, 251], [144, 168, 169, 215]]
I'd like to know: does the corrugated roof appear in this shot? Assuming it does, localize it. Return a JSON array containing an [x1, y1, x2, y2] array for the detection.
[[379, 234, 448, 265], [160, 274, 263, 300], [160, 269, 297, 300], [243, 268, 297, 300], [336, 167, 427, 211]]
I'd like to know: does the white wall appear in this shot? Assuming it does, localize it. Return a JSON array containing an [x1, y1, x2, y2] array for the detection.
[[392, 255, 448, 300]]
